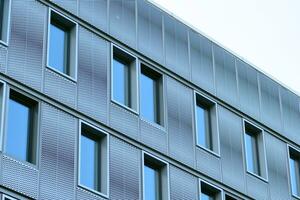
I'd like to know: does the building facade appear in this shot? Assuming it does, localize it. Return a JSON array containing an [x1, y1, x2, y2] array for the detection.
[[0, 0, 299, 199]]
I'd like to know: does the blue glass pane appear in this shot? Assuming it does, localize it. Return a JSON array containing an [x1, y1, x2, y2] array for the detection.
[[6, 99, 30, 162], [289, 158, 299, 196], [0, 0, 3, 39], [144, 165, 158, 200], [245, 133, 255, 173], [113, 59, 128, 106], [201, 193, 213, 200], [80, 134, 99, 191], [49, 23, 67, 74], [196, 105, 207, 147], [141, 73, 156, 123]]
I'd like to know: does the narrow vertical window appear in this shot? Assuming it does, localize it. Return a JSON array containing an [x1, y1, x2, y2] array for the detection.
[[0, 0, 10, 44], [140, 64, 163, 125], [79, 121, 108, 197], [199, 181, 222, 200], [288, 147, 300, 198], [5, 90, 38, 164]]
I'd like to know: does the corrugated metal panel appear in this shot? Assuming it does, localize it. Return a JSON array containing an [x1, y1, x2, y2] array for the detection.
[[237, 59, 260, 120], [52, 0, 78, 15], [76, 187, 106, 200], [245, 174, 269, 200], [169, 166, 198, 200], [259, 73, 282, 132], [77, 27, 108, 124], [265, 133, 290, 200], [190, 31, 215, 95], [164, 15, 190, 80], [167, 77, 194, 167], [214, 45, 239, 108], [137, 0, 164, 64], [44, 68, 77, 109], [2, 155, 38, 199], [110, 137, 141, 200], [218, 106, 246, 193], [78, 0, 108, 32], [39, 103, 77, 200], [0, 45, 7, 73], [7, 0, 45, 91], [109, 0, 136, 49]]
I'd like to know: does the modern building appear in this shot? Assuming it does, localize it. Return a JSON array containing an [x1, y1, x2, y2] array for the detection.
[[0, 0, 299, 199]]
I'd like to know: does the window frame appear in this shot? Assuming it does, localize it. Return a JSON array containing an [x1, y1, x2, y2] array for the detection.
[[287, 145, 300, 199], [0, 80, 6, 152], [0, 0, 11, 46], [46, 8, 78, 82], [199, 179, 223, 200], [78, 120, 109, 198], [2, 194, 18, 200]]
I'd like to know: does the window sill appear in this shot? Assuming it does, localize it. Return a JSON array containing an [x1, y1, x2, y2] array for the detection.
[[196, 144, 220, 158], [292, 194, 300, 200], [246, 170, 268, 183], [111, 99, 139, 115], [78, 184, 108, 199], [46, 65, 77, 83], [140, 117, 166, 131], [2, 154, 38, 170], [0, 40, 8, 47]]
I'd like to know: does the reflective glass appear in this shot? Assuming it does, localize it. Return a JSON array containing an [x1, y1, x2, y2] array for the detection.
[[289, 157, 299, 196], [6, 98, 30, 162], [201, 193, 214, 200], [144, 165, 158, 200], [196, 105, 210, 148], [140, 73, 156, 123], [245, 133, 258, 174], [113, 58, 129, 106]]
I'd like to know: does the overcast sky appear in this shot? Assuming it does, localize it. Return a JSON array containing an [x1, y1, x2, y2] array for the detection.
[[151, 0, 300, 95]]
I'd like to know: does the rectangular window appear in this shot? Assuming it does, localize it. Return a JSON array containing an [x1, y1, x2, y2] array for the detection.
[[2, 194, 17, 200], [195, 92, 219, 154], [79, 121, 108, 197], [243, 120, 267, 179], [199, 180, 222, 200], [5, 90, 38, 164], [288, 147, 300, 197], [140, 64, 164, 125], [48, 9, 77, 79], [0, 0, 10, 44], [143, 152, 169, 200], [112, 45, 137, 111]]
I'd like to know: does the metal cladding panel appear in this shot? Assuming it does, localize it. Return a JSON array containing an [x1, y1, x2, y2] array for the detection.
[[164, 15, 190, 80], [76, 187, 106, 200], [246, 174, 269, 200], [44, 68, 77, 109], [7, 0, 45, 91], [0, 45, 7, 73], [280, 87, 300, 144], [2, 155, 38, 199], [195, 148, 222, 181], [137, 0, 164, 64], [110, 137, 141, 200], [214, 45, 239, 108], [167, 77, 194, 167], [52, 0, 78, 15], [77, 27, 108, 124], [237, 59, 260, 120], [259, 74, 282, 132], [109, 103, 139, 140], [79, 0, 108, 32], [109, 0, 136, 49], [170, 166, 198, 200], [140, 120, 168, 154], [218, 106, 246, 193], [39, 103, 77, 200], [265, 133, 290, 200], [190, 31, 215, 95]]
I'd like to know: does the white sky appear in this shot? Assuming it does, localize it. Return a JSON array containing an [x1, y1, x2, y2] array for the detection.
[[151, 0, 300, 95]]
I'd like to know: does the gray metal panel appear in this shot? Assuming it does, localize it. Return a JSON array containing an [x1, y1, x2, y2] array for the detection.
[[195, 147, 222, 181], [7, 0, 45, 91], [140, 119, 168, 154], [237, 59, 260, 120], [109, 0, 136, 49], [137, 0, 164, 64], [2, 155, 38, 199], [52, 0, 78, 15], [110, 136, 141, 200], [214, 45, 239, 108], [77, 27, 108, 124], [76, 187, 106, 200], [109, 103, 139, 140], [167, 77, 194, 167], [0, 45, 7, 73], [245, 174, 269, 200], [280, 87, 300, 144], [44, 68, 77, 108], [259, 73, 282, 132], [190, 31, 215, 94], [164, 15, 190, 80], [265, 133, 290, 200], [39, 103, 77, 200], [78, 0, 108, 33], [169, 166, 198, 200], [218, 106, 246, 193]]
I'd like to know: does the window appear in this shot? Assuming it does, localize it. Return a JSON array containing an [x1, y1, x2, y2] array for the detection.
[[288, 146, 300, 198], [224, 194, 238, 200], [112, 45, 138, 111], [0, 0, 10, 44], [5, 90, 38, 164], [243, 120, 267, 179], [47, 9, 77, 79], [194, 92, 219, 154], [2, 194, 17, 200], [79, 121, 108, 197], [199, 180, 222, 200], [140, 64, 164, 125], [143, 152, 169, 200]]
